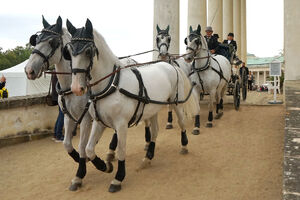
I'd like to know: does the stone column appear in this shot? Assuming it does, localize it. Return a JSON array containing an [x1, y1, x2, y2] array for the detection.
[[208, 0, 223, 41], [153, 0, 179, 59], [284, 0, 300, 80], [222, 0, 233, 40], [241, 0, 247, 62], [233, 0, 241, 58], [188, 0, 207, 34], [263, 71, 266, 84], [257, 71, 260, 86]]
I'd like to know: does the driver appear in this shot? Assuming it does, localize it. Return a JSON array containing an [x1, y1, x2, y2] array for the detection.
[[204, 26, 219, 54]]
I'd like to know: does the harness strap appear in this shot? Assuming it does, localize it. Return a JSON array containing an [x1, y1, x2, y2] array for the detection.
[[93, 101, 110, 128], [127, 68, 149, 127], [32, 49, 50, 68], [210, 57, 229, 83]]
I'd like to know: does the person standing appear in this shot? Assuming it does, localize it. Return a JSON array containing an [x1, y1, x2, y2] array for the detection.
[[51, 74, 64, 142], [0, 75, 8, 98], [248, 71, 254, 90]]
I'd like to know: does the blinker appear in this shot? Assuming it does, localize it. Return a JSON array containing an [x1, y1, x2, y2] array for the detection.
[[30, 34, 38, 46]]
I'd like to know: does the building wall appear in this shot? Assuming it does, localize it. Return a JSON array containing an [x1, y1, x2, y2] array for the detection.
[[0, 95, 57, 138], [284, 0, 300, 80]]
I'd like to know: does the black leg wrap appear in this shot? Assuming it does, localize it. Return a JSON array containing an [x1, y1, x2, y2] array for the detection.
[[91, 156, 107, 172], [109, 132, 118, 151], [181, 131, 188, 146], [208, 111, 213, 122], [194, 115, 200, 128], [216, 104, 220, 114], [168, 111, 173, 123], [145, 127, 151, 143], [68, 149, 80, 163], [220, 98, 224, 109], [76, 158, 86, 179], [115, 160, 126, 182], [146, 142, 155, 160]]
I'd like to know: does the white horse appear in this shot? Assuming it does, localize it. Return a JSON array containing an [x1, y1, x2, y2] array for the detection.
[[155, 24, 201, 135], [64, 19, 197, 192], [184, 25, 231, 127], [24, 16, 134, 191]]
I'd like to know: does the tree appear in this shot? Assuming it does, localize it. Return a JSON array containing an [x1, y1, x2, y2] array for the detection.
[[0, 44, 33, 71]]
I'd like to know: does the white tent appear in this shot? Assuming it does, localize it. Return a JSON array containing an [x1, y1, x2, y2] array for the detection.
[[0, 60, 51, 97]]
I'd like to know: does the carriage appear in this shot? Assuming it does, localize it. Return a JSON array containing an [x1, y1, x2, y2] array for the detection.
[[226, 46, 247, 110]]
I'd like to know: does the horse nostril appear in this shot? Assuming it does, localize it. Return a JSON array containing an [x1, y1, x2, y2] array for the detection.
[[29, 70, 35, 75], [80, 87, 85, 92]]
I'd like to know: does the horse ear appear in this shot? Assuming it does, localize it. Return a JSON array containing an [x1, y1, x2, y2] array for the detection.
[[156, 24, 161, 33], [66, 19, 76, 36], [42, 15, 50, 28], [166, 25, 170, 34], [196, 24, 201, 35], [189, 26, 193, 33], [85, 18, 93, 35], [56, 16, 62, 33]]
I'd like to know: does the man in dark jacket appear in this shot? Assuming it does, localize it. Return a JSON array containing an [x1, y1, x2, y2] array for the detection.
[[51, 74, 64, 142], [204, 26, 219, 54], [223, 33, 237, 51]]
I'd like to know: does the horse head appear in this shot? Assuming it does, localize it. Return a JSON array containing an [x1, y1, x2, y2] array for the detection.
[[184, 25, 202, 63], [156, 25, 171, 60], [65, 18, 99, 96], [25, 16, 63, 79]]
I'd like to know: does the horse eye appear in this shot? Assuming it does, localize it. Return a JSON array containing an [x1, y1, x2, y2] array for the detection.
[[49, 38, 59, 49], [167, 37, 171, 43], [156, 37, 160, 44], [86, 48, 92, 58]]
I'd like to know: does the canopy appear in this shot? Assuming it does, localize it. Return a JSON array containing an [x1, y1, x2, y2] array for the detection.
[[0, 60, 51, 97]]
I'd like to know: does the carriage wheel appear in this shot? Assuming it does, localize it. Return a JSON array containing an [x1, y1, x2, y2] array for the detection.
[[241, 69, 247, 101], [233, 81, 240, 110], [242, 83, 247, 101]]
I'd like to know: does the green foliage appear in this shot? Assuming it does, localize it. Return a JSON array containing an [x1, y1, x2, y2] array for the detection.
[[0, 44, 33, 71]]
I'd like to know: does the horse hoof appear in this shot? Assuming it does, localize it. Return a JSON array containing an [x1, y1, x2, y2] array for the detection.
[[106, 153, 115, 163], [192, 129, 200, 135], [138, 157, 151, 170], [165, 123, 173, 129], [105, 162, 114, 173], [109, 184, 121, 193], [206, 122, 213, 128], [144, 143, 149, 151], [180, 148, 189, 155], [215, 112, 223, 120], [69, 182, 81, 191]]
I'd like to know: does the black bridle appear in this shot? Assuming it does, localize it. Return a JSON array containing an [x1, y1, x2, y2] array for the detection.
[[30, 29, 63, 70], [63, 37, 99, 81], [184, 33, 202, 58], [156, 33, 171, 56]]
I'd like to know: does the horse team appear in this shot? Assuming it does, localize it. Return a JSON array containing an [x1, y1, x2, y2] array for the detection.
[[24, 16, 232, 193]]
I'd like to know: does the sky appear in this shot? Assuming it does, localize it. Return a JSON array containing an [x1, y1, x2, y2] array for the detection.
[[0, 0, 283, 62]]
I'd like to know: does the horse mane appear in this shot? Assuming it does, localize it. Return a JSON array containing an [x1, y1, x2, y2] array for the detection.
[[61, 28, 71, 45], [93, 29, 119, 64], [200, 34, 208, 50]]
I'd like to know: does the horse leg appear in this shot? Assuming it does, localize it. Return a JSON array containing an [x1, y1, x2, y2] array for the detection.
[[216, 85, 226, 119], [144, 119, 151, 151], [192, 89, 201, 135], [165, 105, 173, 129], [86, 121, 113, 174], [206, 90, 216, 127], [69, 115, 92, 191], [63, 117, 79, 162], [140, 115, 159, 169], [215, 89, 223, 120], [109, 122, 128, 193], [106, 132, 117, 162], [174, 105, 189, 154]]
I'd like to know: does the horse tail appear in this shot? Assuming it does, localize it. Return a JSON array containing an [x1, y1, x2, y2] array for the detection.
[[177, 67, 198, 118]]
